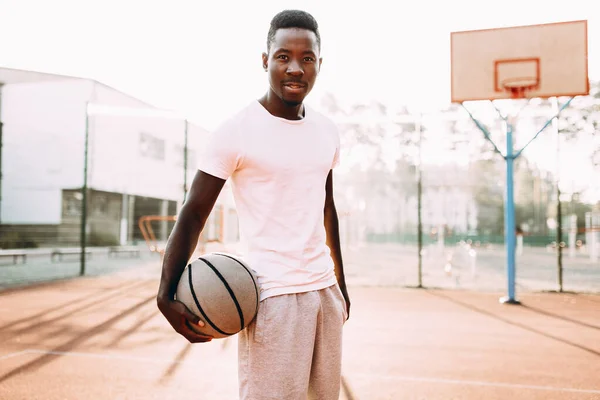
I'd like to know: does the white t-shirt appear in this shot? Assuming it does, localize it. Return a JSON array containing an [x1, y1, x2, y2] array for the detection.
[[197, 100, 340, 301]]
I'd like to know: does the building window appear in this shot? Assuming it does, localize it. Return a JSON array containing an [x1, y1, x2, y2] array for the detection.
[[139, 132, 165, 161], [63, 191, 83, 217], [92, 194, 108, 216]]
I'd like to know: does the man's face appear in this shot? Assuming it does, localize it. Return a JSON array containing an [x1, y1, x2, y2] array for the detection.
[[263, 28, 322, 106]]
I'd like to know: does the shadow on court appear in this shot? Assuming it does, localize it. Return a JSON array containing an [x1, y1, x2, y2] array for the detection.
[[0, 264, 599, 399], [425, 291, 600, 358]]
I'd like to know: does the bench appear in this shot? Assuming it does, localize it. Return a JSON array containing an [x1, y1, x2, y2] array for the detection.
[[51, 248, 93, 262], [0, 250, 28, 265], [108, 246, 141, 258], [0, 249, 55, 265]]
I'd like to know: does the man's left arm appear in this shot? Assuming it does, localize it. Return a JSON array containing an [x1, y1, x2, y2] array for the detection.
[[324, 169, 351, 320]]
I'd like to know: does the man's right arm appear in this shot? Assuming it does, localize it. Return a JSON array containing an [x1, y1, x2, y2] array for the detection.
[[156, 170, 226, 343]]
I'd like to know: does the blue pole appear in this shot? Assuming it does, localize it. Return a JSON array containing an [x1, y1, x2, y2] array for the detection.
[[502, 122, 520, 305], [462, 99, 573, 305]]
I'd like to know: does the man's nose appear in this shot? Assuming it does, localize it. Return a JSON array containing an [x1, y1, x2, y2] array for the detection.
[[286, 60, 304, 76]]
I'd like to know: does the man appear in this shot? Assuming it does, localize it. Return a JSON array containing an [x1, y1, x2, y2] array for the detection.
[[157, 9, 350, 400]]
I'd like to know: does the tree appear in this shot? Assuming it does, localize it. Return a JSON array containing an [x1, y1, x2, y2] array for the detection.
[[468, 158, 505, 235]]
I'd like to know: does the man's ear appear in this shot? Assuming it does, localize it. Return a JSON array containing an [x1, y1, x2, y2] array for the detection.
[[262, 52, 268, 70]]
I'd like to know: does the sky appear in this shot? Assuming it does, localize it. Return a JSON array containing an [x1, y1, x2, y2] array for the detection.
[[0, 0, 598, 199], [1, 0, 597, 128]]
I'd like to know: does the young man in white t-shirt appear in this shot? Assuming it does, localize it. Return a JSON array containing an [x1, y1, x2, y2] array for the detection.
[[157, 9, 350, 400]]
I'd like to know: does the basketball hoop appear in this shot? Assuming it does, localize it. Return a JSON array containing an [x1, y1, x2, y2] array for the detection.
[[450, 20, 588, 103], [501, 77, 539, 99], [138, 215, 177, 256], [139, 212, 225, 258]]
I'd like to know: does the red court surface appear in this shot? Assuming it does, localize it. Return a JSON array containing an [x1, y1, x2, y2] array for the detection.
[[1, 262, 599, 400]]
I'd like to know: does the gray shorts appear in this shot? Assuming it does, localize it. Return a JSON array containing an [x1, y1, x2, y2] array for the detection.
[[238, 284, 347, 400]]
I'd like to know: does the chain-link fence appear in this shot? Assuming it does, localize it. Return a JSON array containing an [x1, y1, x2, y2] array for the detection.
[[329, 84, 600, 295]]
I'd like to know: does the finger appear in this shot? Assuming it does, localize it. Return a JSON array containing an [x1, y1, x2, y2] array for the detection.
[[184, 332, 213, 343], [189, 336, 213, 343], [174, 301, 205, 327], [184, 310, 205, 328], [183, 320, 213, 342], [184, 331, 213, 343]]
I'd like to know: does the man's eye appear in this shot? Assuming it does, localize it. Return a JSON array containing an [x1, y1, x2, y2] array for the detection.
[[277, 55, 288, 60], [304, 57, 315, 62]]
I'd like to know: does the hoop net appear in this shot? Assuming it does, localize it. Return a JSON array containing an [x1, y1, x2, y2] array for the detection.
[[501, 77, 540, 99]]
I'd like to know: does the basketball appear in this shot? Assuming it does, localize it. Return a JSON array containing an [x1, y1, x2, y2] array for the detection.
[[175, 252, 259, 339]]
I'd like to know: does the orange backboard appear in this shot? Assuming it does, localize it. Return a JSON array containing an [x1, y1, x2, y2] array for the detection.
[[450, 20, 589, 102]]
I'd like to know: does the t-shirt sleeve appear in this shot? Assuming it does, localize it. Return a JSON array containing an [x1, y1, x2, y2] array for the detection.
[[197, 121, 242, 180]]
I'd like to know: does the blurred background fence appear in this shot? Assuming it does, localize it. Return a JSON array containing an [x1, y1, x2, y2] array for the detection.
[[0, 69, 598, 295], [323, 82, 600, 295]]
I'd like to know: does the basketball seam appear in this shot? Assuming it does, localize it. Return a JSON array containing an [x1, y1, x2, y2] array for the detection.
[[187, 263, 234, 336], [213, 253, 259, 318], [199, 257, 245, 333]]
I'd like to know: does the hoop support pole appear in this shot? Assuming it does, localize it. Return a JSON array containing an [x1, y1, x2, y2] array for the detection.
[[461, 96, 574, 305]]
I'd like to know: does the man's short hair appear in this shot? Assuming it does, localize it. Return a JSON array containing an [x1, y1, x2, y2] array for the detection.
[[267, 10, 321, 52]]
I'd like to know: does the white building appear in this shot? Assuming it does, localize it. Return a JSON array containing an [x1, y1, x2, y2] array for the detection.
[[0, 67, 236, 248]]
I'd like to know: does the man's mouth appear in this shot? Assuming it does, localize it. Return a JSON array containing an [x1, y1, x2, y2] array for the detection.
[[283, 82, 306, 90]]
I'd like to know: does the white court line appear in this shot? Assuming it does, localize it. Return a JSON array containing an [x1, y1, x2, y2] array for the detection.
[[0, 350, 36, 361], [13, 349, 207, 368], [4, 349, 599, 395], [351, 373, 600, 395]]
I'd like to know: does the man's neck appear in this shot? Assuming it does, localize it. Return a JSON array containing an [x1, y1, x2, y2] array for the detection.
[[259, 92, 305, 121]]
